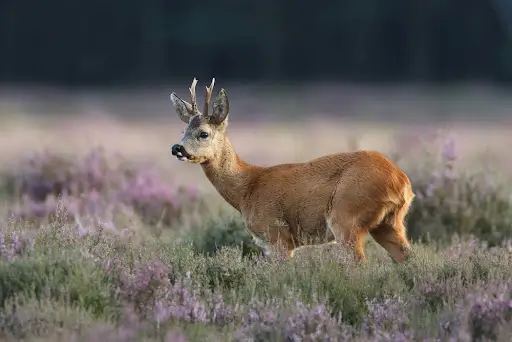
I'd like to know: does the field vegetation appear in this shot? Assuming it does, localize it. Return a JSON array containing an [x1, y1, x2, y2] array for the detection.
[[0, 90, 511, 341]]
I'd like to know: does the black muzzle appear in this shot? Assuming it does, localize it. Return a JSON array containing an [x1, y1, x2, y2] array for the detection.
[[171, 144, 192, 160]]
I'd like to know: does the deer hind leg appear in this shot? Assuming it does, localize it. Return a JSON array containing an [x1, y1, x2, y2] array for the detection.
[[327, 192, 395, 262], [370, 202, 412, 264], [327, 211, 369, 262]]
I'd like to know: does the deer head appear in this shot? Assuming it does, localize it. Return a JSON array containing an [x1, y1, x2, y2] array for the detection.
[[170, 78, 229, 164]]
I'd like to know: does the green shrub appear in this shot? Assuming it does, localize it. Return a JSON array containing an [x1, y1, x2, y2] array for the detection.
[[204, 247, 254, 291], [0, 254, 115, 318], [187, 214, 264, 258]]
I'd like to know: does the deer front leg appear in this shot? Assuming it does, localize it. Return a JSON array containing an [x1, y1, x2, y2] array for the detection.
[[249, 232, 271, 257], [245, 219, 296, 260]]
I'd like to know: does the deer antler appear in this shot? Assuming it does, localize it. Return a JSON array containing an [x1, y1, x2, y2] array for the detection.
[[189, 78, 198, 114], [203, 78, 215, 116]]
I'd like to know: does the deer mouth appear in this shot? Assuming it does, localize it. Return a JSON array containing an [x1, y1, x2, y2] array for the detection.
[[176, 150, 192, 162]]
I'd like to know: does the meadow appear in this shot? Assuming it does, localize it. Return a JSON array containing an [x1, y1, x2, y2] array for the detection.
[[0, 85, 511, 341]]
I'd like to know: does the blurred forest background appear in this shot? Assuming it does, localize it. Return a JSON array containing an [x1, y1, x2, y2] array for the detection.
[[1, 0, 512, 85]]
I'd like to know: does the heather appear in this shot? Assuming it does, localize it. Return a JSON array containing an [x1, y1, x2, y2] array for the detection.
[[0, 132, 512, 341]]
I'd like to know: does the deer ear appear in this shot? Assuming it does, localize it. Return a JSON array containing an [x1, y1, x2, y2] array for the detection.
[[170, 93, 193, 124], [210, 89, 229, 125]]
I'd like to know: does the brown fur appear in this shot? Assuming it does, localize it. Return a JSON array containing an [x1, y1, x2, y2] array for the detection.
[[170, 79, 414, 263]]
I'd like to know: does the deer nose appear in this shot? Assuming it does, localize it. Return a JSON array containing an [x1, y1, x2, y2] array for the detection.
[[171, 144, 182, 156]]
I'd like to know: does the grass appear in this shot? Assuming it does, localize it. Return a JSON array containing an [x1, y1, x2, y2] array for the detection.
[[0, 86, 512, 341], [1, 220, 511, 341]]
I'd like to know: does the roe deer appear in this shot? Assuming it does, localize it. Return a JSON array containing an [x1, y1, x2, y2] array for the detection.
[[170, 78, 414, 263]]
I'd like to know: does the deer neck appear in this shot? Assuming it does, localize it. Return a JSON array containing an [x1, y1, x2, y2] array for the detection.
[[201, 137, 257, 212]]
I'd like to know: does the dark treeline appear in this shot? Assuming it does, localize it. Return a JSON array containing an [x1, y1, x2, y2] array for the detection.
[[0, 0, 511, 86]]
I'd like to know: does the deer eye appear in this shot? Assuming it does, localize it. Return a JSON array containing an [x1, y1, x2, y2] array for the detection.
[[198, 131, 209, 139]]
